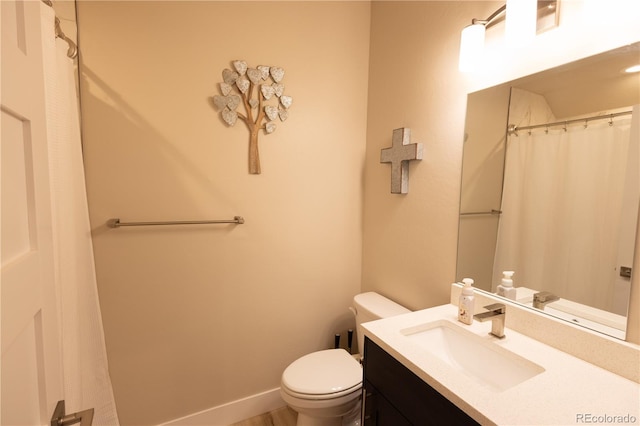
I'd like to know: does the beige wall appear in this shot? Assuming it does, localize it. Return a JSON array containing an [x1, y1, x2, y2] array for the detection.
[[77, 2, 370, 424], [362, 1, 496, 309], [77, 0, 640, 425]]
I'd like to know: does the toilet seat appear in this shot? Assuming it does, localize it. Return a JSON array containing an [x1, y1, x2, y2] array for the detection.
[[281, 349, 362, 400]]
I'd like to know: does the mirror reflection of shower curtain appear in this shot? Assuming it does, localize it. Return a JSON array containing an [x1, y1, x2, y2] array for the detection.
[[493, 108, 638, 314]]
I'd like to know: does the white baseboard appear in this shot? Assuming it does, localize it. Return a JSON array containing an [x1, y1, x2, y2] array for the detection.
[[160, 387, 286, 426]]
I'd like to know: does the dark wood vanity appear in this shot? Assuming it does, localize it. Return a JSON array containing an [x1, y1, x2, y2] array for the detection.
[[362, 337, 479, 425]]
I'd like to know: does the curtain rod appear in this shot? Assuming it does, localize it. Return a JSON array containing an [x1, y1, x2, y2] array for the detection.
[[508, 110, 633, 135], [41, 0, 78, 58]]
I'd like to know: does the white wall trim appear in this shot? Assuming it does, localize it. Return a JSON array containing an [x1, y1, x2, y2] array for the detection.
[[159, 388, 286, 426]]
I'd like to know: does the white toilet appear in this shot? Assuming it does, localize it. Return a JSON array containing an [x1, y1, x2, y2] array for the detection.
[[280, 292, 410, 426]]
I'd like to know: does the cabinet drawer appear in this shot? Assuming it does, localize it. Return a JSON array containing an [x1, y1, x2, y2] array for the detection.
[[363, 337, 478, 425], [363, 381, 412, 426]]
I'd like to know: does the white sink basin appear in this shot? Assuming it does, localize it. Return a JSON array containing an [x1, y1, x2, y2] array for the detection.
[[400, 320, 545, 391]]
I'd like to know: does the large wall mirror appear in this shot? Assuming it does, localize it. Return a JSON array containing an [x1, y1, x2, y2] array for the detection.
[[457, 42, 640, 340]]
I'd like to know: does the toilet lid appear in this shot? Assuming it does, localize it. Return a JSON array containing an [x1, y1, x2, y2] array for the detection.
[[282, 349, 362, 396]]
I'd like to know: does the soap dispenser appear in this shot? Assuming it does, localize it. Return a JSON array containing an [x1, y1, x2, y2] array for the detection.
[[458, 278, 475, 325], [497, 270, 517, 300]]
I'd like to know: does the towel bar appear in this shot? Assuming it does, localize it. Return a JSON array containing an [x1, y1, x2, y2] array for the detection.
[[107, 216, 244, 228]]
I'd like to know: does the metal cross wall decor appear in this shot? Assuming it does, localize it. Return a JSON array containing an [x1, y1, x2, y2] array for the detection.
[[380, 128, 423, 194]]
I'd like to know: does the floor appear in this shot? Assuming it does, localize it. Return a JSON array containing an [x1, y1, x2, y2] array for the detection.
[[231, 406, 297, 426]]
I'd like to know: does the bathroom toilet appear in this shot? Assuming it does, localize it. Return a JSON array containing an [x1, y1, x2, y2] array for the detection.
[[280, 292, 410, 426]]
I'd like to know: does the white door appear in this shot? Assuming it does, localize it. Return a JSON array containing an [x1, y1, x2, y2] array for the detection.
[[1, 0, 64, 424]]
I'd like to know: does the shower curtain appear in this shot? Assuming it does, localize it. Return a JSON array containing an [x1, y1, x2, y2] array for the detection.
[[41, 4, 119, 425], [493, 110, 637, 313]]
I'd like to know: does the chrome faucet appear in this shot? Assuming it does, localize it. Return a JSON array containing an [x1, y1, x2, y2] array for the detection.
[[473, 303, 506, 339], [533, 291, 559, 310]]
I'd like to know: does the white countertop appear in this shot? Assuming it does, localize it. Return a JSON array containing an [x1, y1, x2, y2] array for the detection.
[[362, 304, 640, 426]]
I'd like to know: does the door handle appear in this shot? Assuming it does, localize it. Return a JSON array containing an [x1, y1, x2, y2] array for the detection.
[[51, 400, 94, 426]]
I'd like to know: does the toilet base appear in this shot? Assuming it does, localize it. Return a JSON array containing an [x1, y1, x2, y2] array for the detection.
[[296, 412, 341, 426], [294, 399, 361, 426]]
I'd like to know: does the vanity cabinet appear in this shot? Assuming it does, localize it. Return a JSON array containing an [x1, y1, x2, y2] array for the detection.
[[363, 337, 479, 426]]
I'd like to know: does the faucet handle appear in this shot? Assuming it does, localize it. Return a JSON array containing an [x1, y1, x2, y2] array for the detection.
[[533, 291, 559, 310], [483, 303, 505, 313], [533, 291, 558, 302]]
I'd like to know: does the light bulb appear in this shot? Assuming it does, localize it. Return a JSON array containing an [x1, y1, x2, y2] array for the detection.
[[506, 0, 537, 47], [624, 64, 640, 73], [459, 23, 485, 72]]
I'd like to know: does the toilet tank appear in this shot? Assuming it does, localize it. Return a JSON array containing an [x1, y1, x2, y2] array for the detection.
[[353, 292, 410, 357]]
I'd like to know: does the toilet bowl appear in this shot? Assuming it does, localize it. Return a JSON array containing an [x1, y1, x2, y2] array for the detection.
[[280, 349, 362, 426], [280, 292, 410, 426]]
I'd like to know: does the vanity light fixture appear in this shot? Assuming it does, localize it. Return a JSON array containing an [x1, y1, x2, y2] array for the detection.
[[458, 4, 506, 72], [536, 0, 560, 33], [459, 1, 559, 72]]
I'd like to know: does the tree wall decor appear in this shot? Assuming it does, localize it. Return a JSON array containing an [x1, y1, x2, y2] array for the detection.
[[211, 60, 292, 174]]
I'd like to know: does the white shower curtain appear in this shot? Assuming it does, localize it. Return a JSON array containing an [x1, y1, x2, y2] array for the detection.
[[493, 112, 636, 313], [41, 5, 119, 425]]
